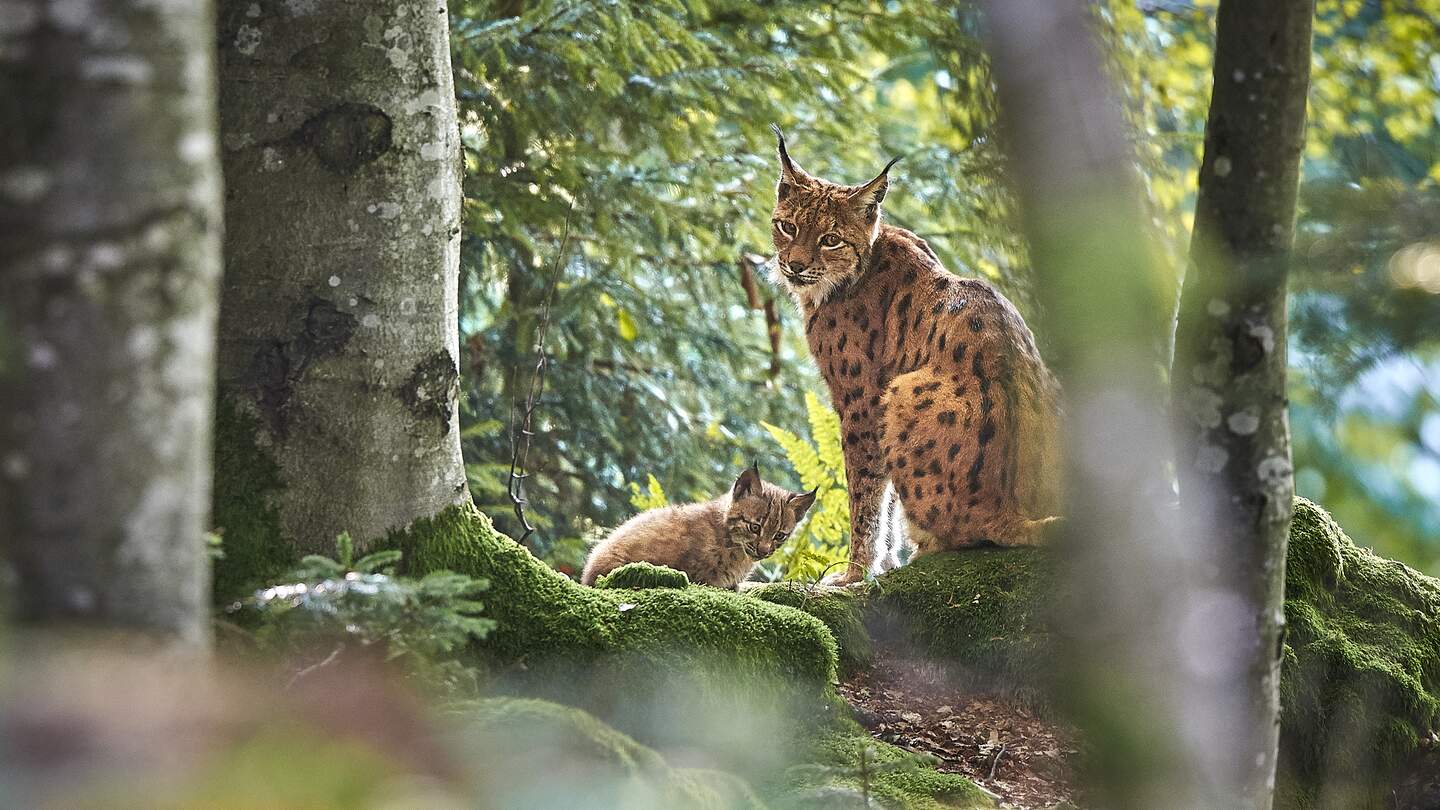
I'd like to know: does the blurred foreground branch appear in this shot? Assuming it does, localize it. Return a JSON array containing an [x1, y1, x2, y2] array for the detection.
[[982, 1, 1224, 807]]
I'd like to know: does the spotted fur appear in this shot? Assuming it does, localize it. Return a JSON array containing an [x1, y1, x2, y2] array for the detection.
[[767, 128, 1062, 583], [581, 465, 817, 589]]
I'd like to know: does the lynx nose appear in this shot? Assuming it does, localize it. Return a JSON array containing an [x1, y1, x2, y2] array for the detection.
[[787, 260, 808, 275]]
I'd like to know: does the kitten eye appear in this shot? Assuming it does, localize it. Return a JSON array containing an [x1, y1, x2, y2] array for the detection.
[[745, 521, 761, 532], [819, 233, 843, 249], [773, 220, 797, 238], [773, 532, 788, 541]]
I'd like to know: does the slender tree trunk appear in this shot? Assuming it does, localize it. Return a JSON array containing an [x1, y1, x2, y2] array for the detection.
[[0, 1, 222, 645], [1172, 3, 1313, 806], [213, 0, 468, 592]]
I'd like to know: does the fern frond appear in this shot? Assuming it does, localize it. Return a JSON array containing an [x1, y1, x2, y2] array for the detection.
[[627, 473, 669, 510], [762, 421, 827, 491], [805, 391, 847, 483]]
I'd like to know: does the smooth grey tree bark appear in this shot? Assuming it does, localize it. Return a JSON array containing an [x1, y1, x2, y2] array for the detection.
[[213, 0, 468, 591], [1172, 3, 1314, 807], [0, 0, 222, 645]]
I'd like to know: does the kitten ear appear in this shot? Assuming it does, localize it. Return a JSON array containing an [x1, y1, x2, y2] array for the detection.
[[733, 464, 762, 498], [790, 487, 818, 518], [771, 124, 813, 201], [847, 155, 901, 219]]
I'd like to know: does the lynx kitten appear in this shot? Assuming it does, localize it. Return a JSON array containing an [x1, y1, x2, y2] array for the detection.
[[581, 465, 816, 589]]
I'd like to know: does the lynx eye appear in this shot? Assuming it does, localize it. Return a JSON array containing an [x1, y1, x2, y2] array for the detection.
[[819, 233, 844, 249], [773, 220, 797, 238], [773, 532, 788, 541], [745, 521, 761, 532]]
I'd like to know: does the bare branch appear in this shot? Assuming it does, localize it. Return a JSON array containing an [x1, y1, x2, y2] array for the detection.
[[507, 204, 574, 548]]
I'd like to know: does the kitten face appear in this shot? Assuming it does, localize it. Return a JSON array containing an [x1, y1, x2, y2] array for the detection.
[[724, 465, 817, 559], [768, 126, 899, 308]]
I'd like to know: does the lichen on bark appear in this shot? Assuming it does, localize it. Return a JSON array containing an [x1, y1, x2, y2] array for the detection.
[[215, 0, 469, 556]]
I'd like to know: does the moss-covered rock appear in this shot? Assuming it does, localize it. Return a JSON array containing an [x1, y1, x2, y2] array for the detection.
[[865, 547, 1052, 704], [391, 506, 995, 807], [451, 697, 765, 809], [777, 720, 993, 809], [386, 504, 843, 774], [1275, 498, 1440, 808], [839, 498, 1439, 808], [596, 562, 692, 590], [749, 582, 874, 676]]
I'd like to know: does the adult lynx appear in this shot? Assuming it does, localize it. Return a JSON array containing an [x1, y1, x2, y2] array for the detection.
[[767, 127, 1061, 584]]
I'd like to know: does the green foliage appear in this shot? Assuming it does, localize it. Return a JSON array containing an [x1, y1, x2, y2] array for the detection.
[[234, 534, 496, 693], [449, 0, 1024, 561], [444, 0, 1440, 582], [762, 391, 852, 581], [627, 473, 670, 511], [1107, 1, 1440, 571]]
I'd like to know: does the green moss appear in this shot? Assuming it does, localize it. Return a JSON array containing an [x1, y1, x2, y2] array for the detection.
[[1275, 498, 1440, 805], [211, 397, 294, 604], [867, 547, 1053, 704], [386, 506, 986, 806], [778, 719, 993, 809], [450, 697, 764, 809], [839, 499, 1438, 807], [596, 562, 692, 590], [749, 582, 874, 676], [387, 504, 841, 771]]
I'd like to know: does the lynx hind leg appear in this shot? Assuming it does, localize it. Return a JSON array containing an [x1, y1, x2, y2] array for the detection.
[[881, 367, 980, 552]]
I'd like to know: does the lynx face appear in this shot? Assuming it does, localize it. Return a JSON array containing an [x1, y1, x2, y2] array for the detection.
[[769, 126, 899, 308], [724, 465, 817, 559]]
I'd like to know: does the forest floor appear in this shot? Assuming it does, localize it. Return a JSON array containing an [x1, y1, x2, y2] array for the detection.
[[837, 645, 1080, 809]]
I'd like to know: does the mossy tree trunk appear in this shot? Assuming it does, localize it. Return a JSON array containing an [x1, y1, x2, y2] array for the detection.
[[0, 0, 222, 645], [1173, 4, 1313, 806], [213, 0, 469, 595]]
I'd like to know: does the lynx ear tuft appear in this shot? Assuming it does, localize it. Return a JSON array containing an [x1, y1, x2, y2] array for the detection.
[[733, 464, 762, 498], [848, 155, 901, 218], [771, 124, 813, 200], [790, 486, 818, 517]]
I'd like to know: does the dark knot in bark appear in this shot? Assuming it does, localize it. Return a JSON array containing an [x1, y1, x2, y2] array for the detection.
[[400, 350, 459, 435], [299, 103, 393, 174]]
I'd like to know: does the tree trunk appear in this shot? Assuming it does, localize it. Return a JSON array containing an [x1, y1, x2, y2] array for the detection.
[[213, 0, 468, 595], [1172, 2, 1313, 806], [0, 1, 222, 645]]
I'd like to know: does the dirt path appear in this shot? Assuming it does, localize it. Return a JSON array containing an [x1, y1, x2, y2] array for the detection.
[[837, 653, 1080, 809]]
